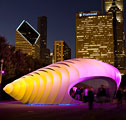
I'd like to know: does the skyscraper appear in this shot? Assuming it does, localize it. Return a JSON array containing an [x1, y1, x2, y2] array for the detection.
[[76, 0, 125, 72], [76, 11, 115, 65], [15, 20, 40, 58], [37, 16, 47, 48], [105, 0, 125, 69], [37, 16, 50, 64], [54, 40, 71, 63], [105, 0, 124, 23]]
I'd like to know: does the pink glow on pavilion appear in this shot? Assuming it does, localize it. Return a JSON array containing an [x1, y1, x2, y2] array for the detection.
[[3, 58, 121, 104]]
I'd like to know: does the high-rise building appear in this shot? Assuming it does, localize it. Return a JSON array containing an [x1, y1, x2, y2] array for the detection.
[[76, 11, 115, 65], [54, 41, 71, 63], [105, 0, 124, 23], [37, 16, 47, 48], [37, 16, 47, 56], [37, 16, 50, 64], [15, 20, 40, 58], [76, 0, 125, 71], [105, 0, 125, 69]]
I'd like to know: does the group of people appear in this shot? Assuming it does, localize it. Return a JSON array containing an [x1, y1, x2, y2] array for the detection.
[[70, 85, 107, 110], [70, 85, 126, 110]]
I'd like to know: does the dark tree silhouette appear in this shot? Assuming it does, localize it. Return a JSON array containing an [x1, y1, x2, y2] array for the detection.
[[0, 36, 51, 100]]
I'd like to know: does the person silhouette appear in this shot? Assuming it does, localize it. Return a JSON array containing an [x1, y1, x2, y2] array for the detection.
[[83, 87, 88, 103], [87, 87, 94, 110], [97, 85, 107, 108]]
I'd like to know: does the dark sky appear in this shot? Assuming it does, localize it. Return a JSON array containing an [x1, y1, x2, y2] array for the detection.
[[0, 0, 126, 58]]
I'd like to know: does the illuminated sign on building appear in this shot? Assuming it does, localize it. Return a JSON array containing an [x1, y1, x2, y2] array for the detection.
[[79, 12, 97, 17]]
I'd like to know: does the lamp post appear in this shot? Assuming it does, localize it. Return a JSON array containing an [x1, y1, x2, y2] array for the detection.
[[0, 59, 4, 84], [28, 68, 31, 72]]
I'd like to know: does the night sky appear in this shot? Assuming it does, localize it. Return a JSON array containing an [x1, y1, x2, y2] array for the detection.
[[0, 0, 126, 58]]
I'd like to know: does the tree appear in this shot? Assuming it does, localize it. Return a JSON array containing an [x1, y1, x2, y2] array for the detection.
[[0, 37, 15, 80], [0, 36, 49, 82]]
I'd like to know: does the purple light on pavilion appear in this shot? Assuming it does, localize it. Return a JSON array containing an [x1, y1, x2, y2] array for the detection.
[[3, 58, 121, 105]]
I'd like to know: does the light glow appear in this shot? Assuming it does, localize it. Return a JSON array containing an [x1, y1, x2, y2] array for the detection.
[[79, 12, 97, 17], [3, 58, 121, 104]]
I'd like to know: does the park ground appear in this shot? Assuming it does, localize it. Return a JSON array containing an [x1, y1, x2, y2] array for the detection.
[[0, 100, 126, 120]]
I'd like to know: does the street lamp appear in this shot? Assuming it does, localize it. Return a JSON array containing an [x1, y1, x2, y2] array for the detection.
[[0, 59, 4, 84], [28, 68, 31, 72]]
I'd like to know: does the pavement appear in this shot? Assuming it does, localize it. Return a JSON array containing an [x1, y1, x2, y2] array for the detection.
[[0, 100, 126, 120]]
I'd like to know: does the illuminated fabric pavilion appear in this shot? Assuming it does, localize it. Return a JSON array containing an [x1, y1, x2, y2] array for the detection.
[[3, 58, 121, 104]]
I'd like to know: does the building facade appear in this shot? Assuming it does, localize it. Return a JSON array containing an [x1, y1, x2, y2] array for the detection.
[[76, 0, 125, 71], [105, 0, 125, 69], [37, 16, 47, 48], [54, 41, 71, 63], [105, 0, 124, 23], [76, 11, 115, 65], [15, 20, 40, 58], [37, 16, 50, 64]]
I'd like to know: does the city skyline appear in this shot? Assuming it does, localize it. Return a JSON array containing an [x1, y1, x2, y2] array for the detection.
[[0, 0, 123, 57], [0, 0, 126, 58]]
